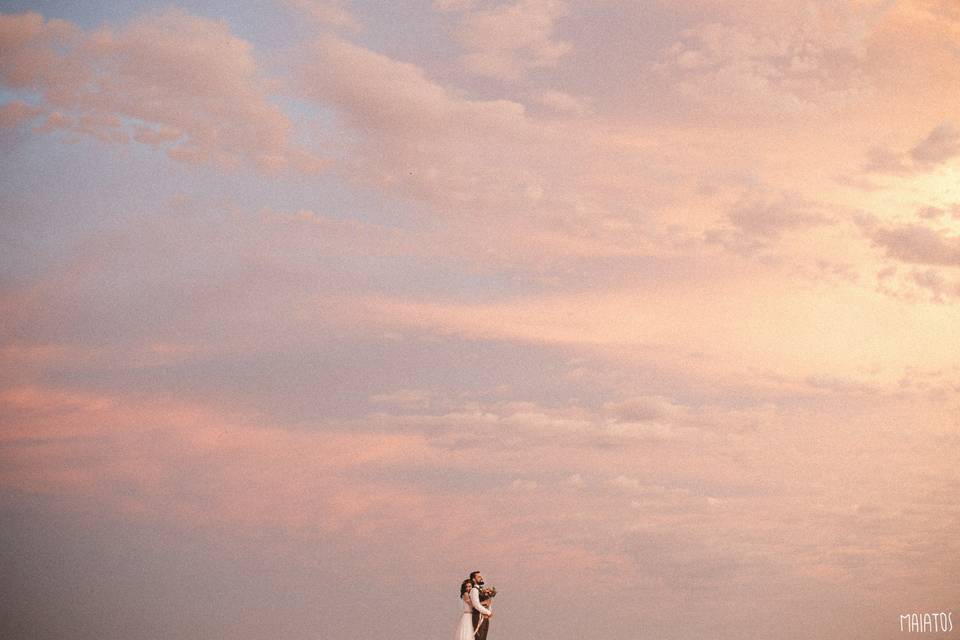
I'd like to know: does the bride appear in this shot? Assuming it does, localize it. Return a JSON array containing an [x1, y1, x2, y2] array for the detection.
[[454, 579, 490, 640]]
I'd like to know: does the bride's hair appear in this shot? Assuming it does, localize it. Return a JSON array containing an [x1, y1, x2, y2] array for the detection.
[[460, 579, 472, 597]]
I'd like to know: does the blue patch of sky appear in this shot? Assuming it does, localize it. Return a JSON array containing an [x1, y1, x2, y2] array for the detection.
[[0, 0, 153, 27], [0, 88, 42, 110], [350, 0, 457, 61], [269, 95, 345, 151], [0, 0, 454, 63], [0, 0, 308, 47], [1, 135, 179, 280]]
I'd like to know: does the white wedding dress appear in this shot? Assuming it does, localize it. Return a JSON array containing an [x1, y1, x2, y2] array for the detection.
[[455, 590, 490, 640], [455, 593, 477, 640]]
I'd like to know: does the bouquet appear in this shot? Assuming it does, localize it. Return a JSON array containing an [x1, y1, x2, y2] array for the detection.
[[478, 585, 497, 601]]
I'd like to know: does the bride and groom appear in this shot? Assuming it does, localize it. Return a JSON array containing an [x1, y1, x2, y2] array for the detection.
[[455, 570, 495, 640]]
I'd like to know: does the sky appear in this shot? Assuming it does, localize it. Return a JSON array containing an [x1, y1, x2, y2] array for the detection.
[[1, 1, 959, 638]]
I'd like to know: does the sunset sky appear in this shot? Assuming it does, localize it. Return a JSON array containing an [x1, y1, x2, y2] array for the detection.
[[2, 1, 959, 639]]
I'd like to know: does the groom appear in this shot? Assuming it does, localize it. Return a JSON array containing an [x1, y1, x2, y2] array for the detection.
[[469, 570, 493, 640]]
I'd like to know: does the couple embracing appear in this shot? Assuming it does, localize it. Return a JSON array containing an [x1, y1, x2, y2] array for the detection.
[[455, 570, 496, 640]]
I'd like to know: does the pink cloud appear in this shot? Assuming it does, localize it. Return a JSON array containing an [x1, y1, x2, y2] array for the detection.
[[298, 33, 529, 136], [0, 99, 42, 127], [292, 33, 709, 263], [862, 145, 912, 174], [1, 384, 658, 590], [0, 10, 324, 174], [866, 223, 960, 267], [0, 384, 441, 533], [908, 268, 960, 303], [438, 0, 572, 80], [0, 12, 84, 90], [862, 122, 960, 176], [705, 191, 832, 256], [918, 205, 947, 220], [294, 33, 569, 217], [910, 122, 960, 167], [657, 2, 877, 118]]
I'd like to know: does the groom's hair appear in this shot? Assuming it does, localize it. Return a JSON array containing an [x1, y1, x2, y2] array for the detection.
[[470, 571, 481, 581]]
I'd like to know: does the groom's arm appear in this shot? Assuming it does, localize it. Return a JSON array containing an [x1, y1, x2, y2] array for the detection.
[[469, 587, 492, 616]]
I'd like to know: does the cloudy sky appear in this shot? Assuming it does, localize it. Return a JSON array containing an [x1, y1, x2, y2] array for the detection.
[[2, 1, 959, 638]]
